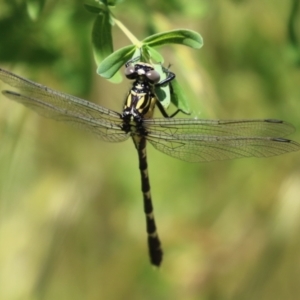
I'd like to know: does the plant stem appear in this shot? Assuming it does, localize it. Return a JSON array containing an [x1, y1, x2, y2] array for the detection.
[[113, 17, 143, 48]]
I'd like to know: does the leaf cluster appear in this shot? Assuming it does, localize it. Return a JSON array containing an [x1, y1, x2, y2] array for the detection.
[[85, 0, 203, 114]]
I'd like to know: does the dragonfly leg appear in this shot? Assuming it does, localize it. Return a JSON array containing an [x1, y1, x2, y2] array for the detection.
[[156, 98, 189, 118], [155, 67, 176, 87], [125, 56, 141, 67]]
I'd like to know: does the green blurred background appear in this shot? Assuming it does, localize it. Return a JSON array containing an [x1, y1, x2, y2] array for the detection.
[[1, 0, 300, 299]]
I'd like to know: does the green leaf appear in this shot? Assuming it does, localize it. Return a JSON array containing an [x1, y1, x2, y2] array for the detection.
[[97, 45, 136, 79], [107, 0, 123, 5], [92, 11, 113, 65], [98, 0, 108, 5], [169, 79, 190, 114], [154, 64, 190, 114], [145, 46, 164, 63], [154, 64, 171, 108], [26, 0, 46, 20], [107, 71, 123, 83], [142, 29, 203, 49], [84, 2, 106, 14]]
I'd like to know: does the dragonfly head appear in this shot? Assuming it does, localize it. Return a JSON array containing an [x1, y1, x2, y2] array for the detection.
[[125, 62, 160, 84]]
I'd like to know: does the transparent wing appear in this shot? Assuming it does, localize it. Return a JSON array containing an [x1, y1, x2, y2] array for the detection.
[[145, 118, 300, 162], [144, 118, 296, 137], [1, 67, 299, 161], [0, 68, 129, 142]]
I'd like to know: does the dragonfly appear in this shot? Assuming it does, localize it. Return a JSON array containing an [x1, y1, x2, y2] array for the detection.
[[0, 62, 299, 267]]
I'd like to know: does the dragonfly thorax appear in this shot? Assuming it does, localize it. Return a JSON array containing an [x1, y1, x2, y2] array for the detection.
[[123, 63, 160, 122], [123, 88, 157, 121]]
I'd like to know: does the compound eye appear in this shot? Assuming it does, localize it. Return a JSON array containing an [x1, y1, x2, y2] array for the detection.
[[125, 65, 136, 79], [146, 70, 160, 83]]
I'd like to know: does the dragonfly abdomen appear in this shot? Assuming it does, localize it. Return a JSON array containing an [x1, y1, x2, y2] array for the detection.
[[135, 137, 163, 266]]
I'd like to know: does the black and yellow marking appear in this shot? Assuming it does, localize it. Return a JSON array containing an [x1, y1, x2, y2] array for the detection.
[[124, 90, 157, 120]]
